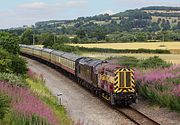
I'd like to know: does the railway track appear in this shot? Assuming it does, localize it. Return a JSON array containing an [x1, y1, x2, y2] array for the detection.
[[115, 106, 161, 125], [24, 55, 161, 125]]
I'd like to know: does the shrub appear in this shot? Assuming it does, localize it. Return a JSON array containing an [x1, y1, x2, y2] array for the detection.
[[77, 46, 171, 54], [0, 49, 12, 73], [0, 73, 28, 87], [135, 65, 180, 112], [0, 32, 20, 54], [10, 55, 27, 75], [138, 56, 171, 68], [0, 48, 27, 75], [52, 43, 80, 54], [107, 56, 139, 67]]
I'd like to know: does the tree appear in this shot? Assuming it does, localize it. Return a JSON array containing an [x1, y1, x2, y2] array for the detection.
[[76, 29, 86, 39], [0, 32, 20, 54], [161, 20, 171, 31], [71, 37, 80, 43], [175, 21, 180, 30], [21, 28, 33, 45], [135, 32, 148, 41], [56, 36, 70, 44], [40, 33, 55, 47], [148, 22, 161, 32], [0, 48, 27, 74]]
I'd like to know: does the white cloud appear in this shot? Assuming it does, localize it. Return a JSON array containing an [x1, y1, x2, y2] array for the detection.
[[0, 0, 89, 28], [66, 0, 88, 7], [101, 10, 115, 15], [19, 2, 46, 9], [115, 0, 180, 7]]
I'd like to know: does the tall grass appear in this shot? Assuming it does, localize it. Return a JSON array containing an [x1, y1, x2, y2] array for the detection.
[[0, 81, 59, 125], [135, 65, 180, 112], [27, 69, 72, 125]]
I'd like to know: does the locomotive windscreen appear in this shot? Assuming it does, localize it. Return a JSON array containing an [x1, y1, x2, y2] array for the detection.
[[120, 72, 124, 87], [126, 72, 131, 87], [119, 71, 131, 88]]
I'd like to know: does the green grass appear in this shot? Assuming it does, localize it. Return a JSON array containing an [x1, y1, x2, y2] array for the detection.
[[140, 85, 180, 112], [26, 78, 72, 125]]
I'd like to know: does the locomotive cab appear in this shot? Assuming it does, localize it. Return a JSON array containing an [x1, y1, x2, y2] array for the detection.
[[114, 68, 137, 105], [98, 65, 137, 106]]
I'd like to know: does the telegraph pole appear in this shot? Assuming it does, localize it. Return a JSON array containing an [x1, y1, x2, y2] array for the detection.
[[33, 34, 35, 45]]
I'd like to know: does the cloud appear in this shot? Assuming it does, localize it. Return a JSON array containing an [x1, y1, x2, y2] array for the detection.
[[66, 0, 88, 7], [102, 10, 115, 15], [0, 0, 89, 28], [115, 0, 180, 7], [19, 2, 46, 9]]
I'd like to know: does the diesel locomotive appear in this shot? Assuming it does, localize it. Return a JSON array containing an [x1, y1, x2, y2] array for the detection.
[[20, 44, 137, 105]]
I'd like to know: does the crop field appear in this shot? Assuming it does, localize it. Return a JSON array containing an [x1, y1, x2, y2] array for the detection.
[[69, 42, 180, 54], [82, 52, 180, 64]]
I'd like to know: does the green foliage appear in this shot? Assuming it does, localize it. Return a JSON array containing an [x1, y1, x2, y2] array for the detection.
[[20, 28, 33, 45], [56, 35, 70, 44], [140, 85, 180, 112], [8, 113, 49, 125], [141, 6, 180, 11], [0, 73, 28, 87], [76, 29, 86, 39], [78, 46, 171, 54], [135, 32, 148, 41], [166, 78, 180, 85], [27, 78, 72, 125], [0, 32, 20, 54], [0, 48, 27, 75], [52, 43, 79, 54], [0, 49, 12, 73], [138, 56, 171, 68], [0, 93, 10, 119], [10, 55, 28, 75], [106, 56, 171, 68], [39, 33, 55, 47], [107, 56, 139, 67]]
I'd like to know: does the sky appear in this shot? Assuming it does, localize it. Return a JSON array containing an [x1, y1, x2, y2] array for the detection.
[[0, 0, 180, 29]]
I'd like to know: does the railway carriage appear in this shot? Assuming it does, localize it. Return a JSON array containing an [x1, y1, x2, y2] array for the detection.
[[60, 53, 83, 75], [20, 45, 33, 56], [50, 50, 65, 66], [33, 47, 42, 58], [19, 44, 137, 106], [41, 48, 53, 62]]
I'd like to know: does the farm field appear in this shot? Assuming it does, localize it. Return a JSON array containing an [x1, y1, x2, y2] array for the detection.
[[82, 52, 180, 64], [69, 42, 180, 53]]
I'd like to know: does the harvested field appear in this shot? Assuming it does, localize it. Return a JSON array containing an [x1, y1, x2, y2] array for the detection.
[[69, 42, 180, 54], [82, 52, 180, 64]]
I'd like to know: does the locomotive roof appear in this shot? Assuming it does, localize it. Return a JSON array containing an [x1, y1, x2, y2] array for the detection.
[[79, 57, 105, 67], [61, 53, 83, 61], [51, 50, 65, 56]]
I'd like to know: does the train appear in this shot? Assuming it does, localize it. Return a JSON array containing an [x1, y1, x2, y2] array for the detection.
[[20, 44, 138, 105]]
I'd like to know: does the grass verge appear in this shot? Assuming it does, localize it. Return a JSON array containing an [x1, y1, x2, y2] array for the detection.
[[26, 78, 72, 125]]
